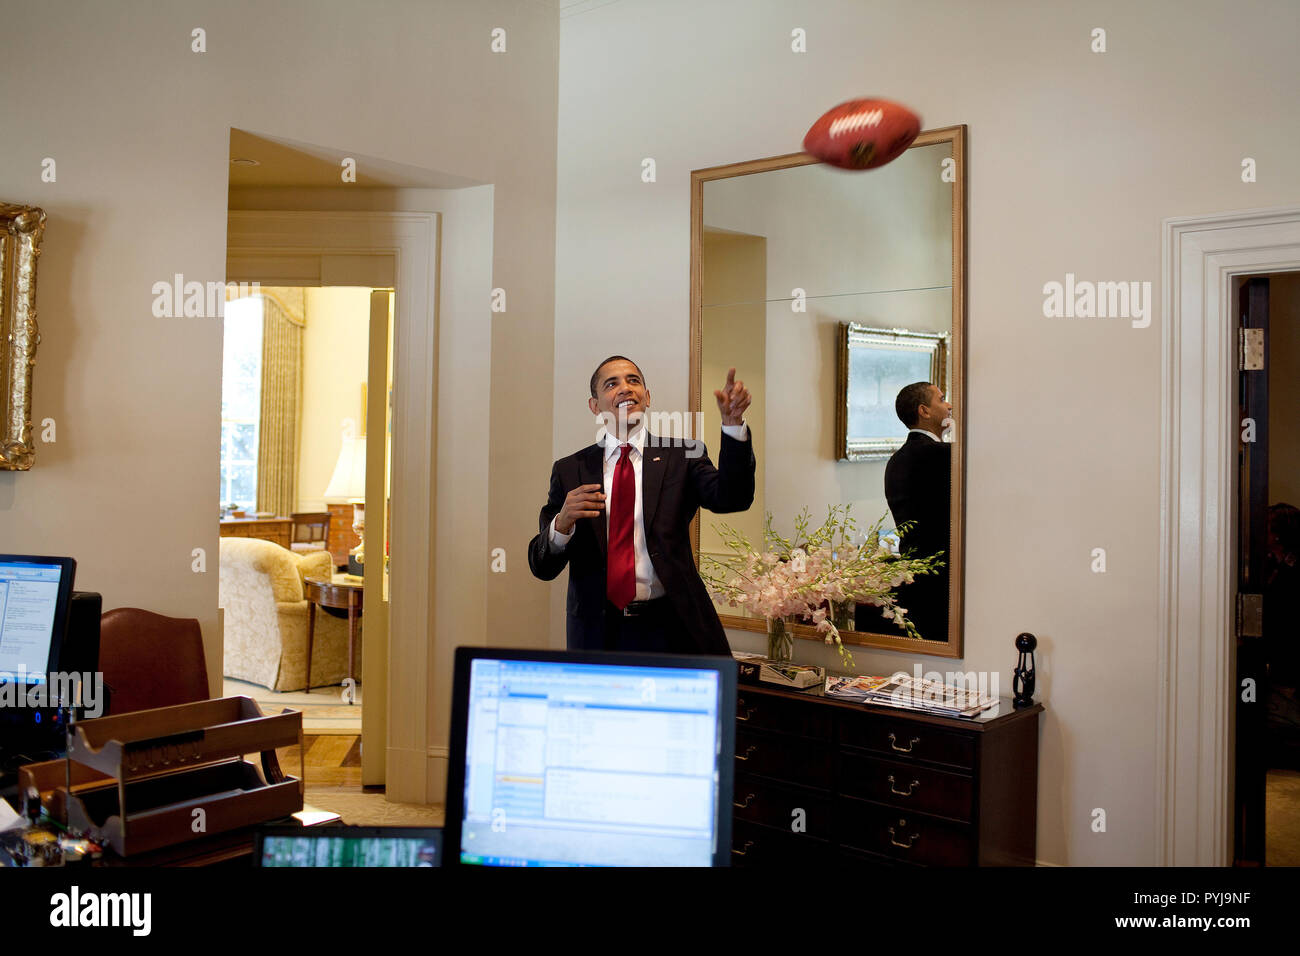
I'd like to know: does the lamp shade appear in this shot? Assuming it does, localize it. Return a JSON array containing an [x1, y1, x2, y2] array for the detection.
[[323, 436, 367, 502]]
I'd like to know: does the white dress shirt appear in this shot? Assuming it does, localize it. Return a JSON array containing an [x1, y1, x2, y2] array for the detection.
[[908, 428, 941, 442], [549, 422, 749, 602]]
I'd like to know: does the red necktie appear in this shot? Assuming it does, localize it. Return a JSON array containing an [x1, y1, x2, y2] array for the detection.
[[606, 443, 636, 610]]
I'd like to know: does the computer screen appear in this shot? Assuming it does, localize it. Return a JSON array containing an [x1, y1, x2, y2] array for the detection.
[[0, 556, 76, 686], [255, 827, 442, 867], [445, 649, 736, 867]]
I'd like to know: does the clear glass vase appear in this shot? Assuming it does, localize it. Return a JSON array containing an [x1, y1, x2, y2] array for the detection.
[[832, 599, 855, 632], [766, 615, 795, 662]]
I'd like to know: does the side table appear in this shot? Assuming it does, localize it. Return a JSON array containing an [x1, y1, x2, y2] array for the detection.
[[304, 574, 363, 697]]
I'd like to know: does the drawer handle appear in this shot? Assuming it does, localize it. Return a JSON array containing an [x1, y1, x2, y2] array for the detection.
[[736, 705, 758, 722], [888, 823, 920, 849], [887, 775, 920, 797], [888, 733, 921, 753], [731, 840, 755, 857], [733, 793, 756, 809], [735, 745, 758, 762]]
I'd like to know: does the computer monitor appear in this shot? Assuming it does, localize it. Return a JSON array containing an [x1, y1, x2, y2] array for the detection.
[[254, 826, 443, 867], [444, 647, 737, 867], [0, 555, 76, 689]]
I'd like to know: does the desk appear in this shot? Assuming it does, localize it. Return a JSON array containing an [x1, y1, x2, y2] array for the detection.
[[305, 574, 363, 694], [220, 516, 293, 549], [90, 820, 285, 867]]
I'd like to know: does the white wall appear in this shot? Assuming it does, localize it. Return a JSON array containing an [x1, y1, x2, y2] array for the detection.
[[299, 286, 371, 513], [0, 0, 557, 737], [556, 0, 1300, 865]]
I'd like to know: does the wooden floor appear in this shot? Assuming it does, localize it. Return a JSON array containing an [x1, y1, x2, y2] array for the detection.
[[277, 734, 365, 791], [1267, 769, 1300, 867], [276, 738, 364, 790]]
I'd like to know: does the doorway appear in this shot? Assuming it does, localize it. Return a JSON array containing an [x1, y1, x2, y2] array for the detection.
[[218, 284, 394, 810], [1158, 205, 1300, 866], [1232, 271, 1300, 866]]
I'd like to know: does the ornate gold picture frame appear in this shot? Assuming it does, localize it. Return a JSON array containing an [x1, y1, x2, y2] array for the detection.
[[1, 202, 47, 471]]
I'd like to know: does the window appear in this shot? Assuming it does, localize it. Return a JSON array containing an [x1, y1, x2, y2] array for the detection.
[[221, 297, 263, 509]]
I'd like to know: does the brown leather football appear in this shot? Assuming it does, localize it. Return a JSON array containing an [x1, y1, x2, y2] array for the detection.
[[803, 98, 922, 170]]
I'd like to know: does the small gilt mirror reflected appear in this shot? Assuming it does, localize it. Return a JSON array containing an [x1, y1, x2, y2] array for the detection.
[[837, 323, 949, 462]]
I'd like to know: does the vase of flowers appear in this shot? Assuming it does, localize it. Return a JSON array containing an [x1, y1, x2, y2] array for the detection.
[[701, 505, 943, 669]]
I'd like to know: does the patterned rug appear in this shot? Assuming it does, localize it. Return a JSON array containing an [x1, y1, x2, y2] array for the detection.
[[303, 791, 445, 827]]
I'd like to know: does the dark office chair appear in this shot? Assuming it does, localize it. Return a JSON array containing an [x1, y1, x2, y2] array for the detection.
[[99, 608, 210, 715]]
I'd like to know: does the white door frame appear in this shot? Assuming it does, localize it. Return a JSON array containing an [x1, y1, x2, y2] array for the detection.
[[227, 210, 438, 795], [1157, 205, 1300, 865]]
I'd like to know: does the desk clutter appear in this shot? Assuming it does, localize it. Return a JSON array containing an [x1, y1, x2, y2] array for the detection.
[[3, 696, 302, 865], [732, 651, 999, 718], [824, 673, 998, 718]]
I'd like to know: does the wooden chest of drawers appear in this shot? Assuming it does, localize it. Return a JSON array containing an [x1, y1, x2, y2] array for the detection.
[[326, 503, 361, 567], [730, 682, 1042, 867], [218, 517, 292, 549]]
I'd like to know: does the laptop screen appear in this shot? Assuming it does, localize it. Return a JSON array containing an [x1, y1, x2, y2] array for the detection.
[[451, 653, 733, 867], [256, 827, 442, 867]]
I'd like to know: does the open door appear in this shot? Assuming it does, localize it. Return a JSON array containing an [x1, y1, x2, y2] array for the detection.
[[1234, 276, 1269, 865], [362, 289, 393, 787]]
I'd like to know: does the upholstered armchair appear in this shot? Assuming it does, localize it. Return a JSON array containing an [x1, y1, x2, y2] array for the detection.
[[219, 537, 357, 691]]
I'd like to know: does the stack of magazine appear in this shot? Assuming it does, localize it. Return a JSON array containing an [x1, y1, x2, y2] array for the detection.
[[824, 672, 999, 718]]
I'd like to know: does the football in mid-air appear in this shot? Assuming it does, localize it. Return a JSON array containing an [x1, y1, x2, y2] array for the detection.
[[802, 98, 922, 170]]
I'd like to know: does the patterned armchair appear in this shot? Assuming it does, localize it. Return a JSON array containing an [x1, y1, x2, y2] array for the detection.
[[219, 536, 357, 691]]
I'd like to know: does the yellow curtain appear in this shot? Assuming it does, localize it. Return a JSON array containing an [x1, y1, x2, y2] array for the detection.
[[256, 294, 305, 516]]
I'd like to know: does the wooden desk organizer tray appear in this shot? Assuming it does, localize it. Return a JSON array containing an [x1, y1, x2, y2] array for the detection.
[[20, 696, 303, 856]]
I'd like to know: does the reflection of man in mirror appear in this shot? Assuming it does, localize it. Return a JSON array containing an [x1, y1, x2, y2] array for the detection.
[[528, 356, 756, 654], [860, 381, 952, 641]]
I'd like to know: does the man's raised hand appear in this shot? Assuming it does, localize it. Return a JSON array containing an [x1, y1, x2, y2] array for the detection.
[[714, 367, 751, 427]]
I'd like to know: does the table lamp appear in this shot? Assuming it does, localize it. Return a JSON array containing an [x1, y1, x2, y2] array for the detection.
[[324, 436, 366, 567]]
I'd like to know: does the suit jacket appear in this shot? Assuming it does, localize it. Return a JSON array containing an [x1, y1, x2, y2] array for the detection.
[[879, 431, 951, 640], [884, 432, 951, 561], [528, 431, 756, 654]]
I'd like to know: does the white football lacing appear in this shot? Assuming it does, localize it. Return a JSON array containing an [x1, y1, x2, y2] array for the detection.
[[829, 108, 883, 138]]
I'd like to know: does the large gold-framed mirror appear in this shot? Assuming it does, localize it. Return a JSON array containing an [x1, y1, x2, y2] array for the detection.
[[689, 125, 966, 658]]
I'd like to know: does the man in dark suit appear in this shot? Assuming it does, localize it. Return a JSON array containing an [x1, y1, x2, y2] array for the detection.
[[529, 356, 755, 654], [858, 381, 952, 641]]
